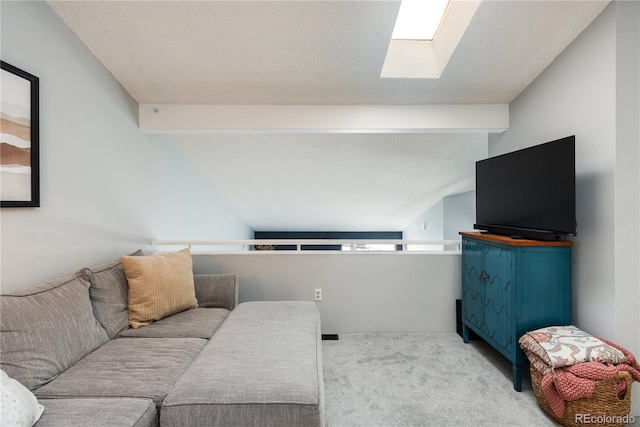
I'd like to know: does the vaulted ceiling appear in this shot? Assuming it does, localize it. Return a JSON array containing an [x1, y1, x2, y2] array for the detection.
[[47, 0, 609, 231]]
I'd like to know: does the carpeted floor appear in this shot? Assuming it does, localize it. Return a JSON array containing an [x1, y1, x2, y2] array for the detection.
[[322, 333, 558, 427]]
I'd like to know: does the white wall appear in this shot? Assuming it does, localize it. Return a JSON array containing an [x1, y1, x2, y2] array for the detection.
[[488, 2, 639, 414], [403, 199, 444, 250], [0, 1, 252, 292], [443, 190, 475, 239], [404, 190, 476, 249], [149, 137, 252, 242], [613, 1, 640, 417], [489, 3, 617, 339], [192, 252, 461, 334]]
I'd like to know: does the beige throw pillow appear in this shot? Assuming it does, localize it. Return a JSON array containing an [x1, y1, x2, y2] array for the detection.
[[122, 248, 198, 328]]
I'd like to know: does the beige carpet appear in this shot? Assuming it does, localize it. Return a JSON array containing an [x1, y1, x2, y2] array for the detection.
[[322, 333, 558, 427]]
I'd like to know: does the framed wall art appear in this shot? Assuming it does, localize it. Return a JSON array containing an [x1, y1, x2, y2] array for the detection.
[[1, 61, 39, 208]]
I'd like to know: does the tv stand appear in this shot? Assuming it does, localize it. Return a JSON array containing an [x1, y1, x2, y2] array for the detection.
[[459, 232, 572, 391], [474, 224, 573, 242]]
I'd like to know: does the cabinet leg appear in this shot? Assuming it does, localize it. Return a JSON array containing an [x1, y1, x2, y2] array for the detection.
[[512, 364, 522, 392], [462, 325, 470, 344]]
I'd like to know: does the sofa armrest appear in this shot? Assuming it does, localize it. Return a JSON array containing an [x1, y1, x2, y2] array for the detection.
[[193, 274, 238, 311]]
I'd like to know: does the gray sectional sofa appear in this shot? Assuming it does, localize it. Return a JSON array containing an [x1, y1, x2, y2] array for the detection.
[[0, 252, 325, 427]]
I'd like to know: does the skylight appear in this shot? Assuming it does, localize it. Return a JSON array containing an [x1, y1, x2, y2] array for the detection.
[[391, 0, 450, 41], [381, 0, 479, 78]]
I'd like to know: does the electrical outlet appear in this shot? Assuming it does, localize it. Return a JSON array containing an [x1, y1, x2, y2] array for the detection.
[[314, 289, 322, 301]]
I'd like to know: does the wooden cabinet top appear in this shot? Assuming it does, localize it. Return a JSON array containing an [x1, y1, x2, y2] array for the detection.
[[459, 231, 574, 247]]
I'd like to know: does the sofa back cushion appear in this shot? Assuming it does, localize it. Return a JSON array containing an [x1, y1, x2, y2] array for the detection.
[[0, 274, 109, 390], [81, 250, 143, 338]]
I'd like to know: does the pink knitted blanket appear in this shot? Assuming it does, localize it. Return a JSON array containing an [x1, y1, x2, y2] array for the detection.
[[541, 339, 640, 418]]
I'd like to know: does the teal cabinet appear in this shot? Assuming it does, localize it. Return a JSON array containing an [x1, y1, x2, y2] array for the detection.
[[460, 232, 572, 391]]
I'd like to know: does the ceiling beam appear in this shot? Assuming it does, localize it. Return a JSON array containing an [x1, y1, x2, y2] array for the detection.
[[139, 104, 509, 133]]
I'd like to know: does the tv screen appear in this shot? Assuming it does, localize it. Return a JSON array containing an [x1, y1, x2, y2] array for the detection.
[[474, 136, 576, 240]]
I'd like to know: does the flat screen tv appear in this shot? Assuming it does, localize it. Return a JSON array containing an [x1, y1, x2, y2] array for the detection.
[[474, 135, 576, 241]]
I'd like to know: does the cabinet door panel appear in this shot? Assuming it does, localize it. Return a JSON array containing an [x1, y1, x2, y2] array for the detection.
[[460, 233, 572, 392], [484, 246, 514, 354], [462, 240, 486, 330]]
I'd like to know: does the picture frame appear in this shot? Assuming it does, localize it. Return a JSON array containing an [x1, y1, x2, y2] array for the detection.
[[1, 61, 40, 208]]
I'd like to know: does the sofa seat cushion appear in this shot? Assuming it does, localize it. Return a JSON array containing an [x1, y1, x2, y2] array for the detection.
[[35, 398, 157, 427], [0, 274, 110, 390], [81, 250, 143, 339], [161, 301, 324, 427], [117, 308, 229, 339], [34, 338, 206, 408]]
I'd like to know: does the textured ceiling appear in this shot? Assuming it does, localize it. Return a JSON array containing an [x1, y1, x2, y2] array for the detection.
[[47, 0, 609, 105], [170, 133, 488, 231], [46, 0, 609, 232]]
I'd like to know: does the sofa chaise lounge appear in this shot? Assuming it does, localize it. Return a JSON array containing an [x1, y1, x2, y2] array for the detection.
[[0, 250, 325, 427]]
